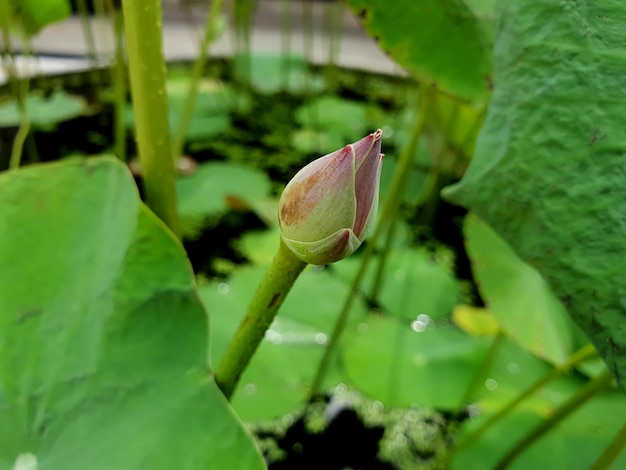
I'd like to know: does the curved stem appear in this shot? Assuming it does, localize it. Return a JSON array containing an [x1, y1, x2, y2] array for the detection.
[[309, 91, 432, 397], [453, 343, 598, 455], [171, 0, 224, 160], [590, 420, 626, 470], [215, 239, 307, 400], [121, 0, 179, 236], [492, 368, 614, 470]]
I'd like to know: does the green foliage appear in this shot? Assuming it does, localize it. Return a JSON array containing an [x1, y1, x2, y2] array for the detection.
[[0, 90, 90, 130], [454, 356, 626, 469], [464, 215, 579, 364], [346, 0, 493, 100], [124, 76, 245, 143], [176, 161, 272, 238], [0, 157, 264, 469], [343, 315, 490, 409], [443, 0, 626, 391], [334, 248, 459, 321], [233, 53, 326, 94], [8, 0, 70, 36]]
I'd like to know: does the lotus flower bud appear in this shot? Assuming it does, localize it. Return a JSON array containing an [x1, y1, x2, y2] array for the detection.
[[278, 129, 384, 265]]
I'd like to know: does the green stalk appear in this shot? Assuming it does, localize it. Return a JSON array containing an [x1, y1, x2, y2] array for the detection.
[[280, 0, 292, 88], [459, 331, 505, 406], [368, 216, 396, 301], [493, 368, 614, 470], [1, 13, 32, 170], [215, 239, 307, 400], [323, 0, 342, 88], [75, 0, 102, 90], [309, 92, 432, 397], [453, 343, 598, 455], [109, 0, 126, 161], [171, 0, 224, 160], [121, 0, 179, 236], [590, 420, 626, 470]]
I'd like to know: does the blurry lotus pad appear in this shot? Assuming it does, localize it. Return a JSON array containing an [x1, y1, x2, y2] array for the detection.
[[233, 53, 325, 94], [295, 96, 383, 142], [176, 161, 272, 238], [343, 315, 490, 409], [0, 90, 90, 130], [333, 248, 459, 320], [124, 76, 247, 141], [0, 157, 265, 469]]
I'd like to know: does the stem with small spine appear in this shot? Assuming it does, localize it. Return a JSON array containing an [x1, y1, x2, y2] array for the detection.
[[215, 239, 307, 400]]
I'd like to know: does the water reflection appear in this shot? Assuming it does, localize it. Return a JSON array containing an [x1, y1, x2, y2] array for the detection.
[[410, 313, 431, 332], [484, 378, 498, 391], [242, 383, 258, 395]]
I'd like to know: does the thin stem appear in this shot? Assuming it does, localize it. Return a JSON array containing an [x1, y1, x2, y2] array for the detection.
[[301, 0, 314, 96], [108, 0, 126, 161], [368, 217, 396, 301], [323, 0, 342, 88], [453, 343, 598, 455], [1, 18, 32, 170], [215, 239, 307, 400], [590, 420, 626, 470], [280, 0, 292, 89], [493, 368, 614, 470], [459, 330, 505, 406], [9, 94, 30, 169], [121, 0, 179, 236], [309, 92, 432, 397], [75, 0, 102, 89], [171, 0, 224, 160]]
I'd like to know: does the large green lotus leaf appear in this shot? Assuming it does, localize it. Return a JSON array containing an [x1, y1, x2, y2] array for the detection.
[[201, 266, 367, 421], [443, 1, 626, 391], [343, 315, 490, 409], [0, 158, 264, 469], [333, 249, 459, 320], [346, 0, 493, 101], [464, 215, 578, 364], [9, 0, 70, 36]]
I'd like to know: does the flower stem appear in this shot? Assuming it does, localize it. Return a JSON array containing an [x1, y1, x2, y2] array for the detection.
[[121, 0, 179, 236], [171, 0, 224, 160], [492, 368, 614, 470], [459, 330, 505, 406], [309, 91, 432, 397], [215, 239, 307, 400]]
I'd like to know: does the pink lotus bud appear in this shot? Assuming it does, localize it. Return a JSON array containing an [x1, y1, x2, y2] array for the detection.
[[278, 129, 384, 265]]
